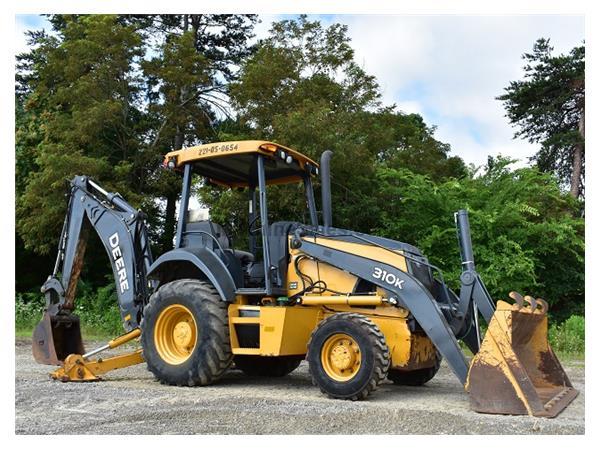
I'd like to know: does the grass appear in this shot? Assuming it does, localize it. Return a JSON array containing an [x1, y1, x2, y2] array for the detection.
[[15, 327, 116, 341], [15, 283, 124, 341], [549, 315, 584, 352], [549, 315, 585, 362]]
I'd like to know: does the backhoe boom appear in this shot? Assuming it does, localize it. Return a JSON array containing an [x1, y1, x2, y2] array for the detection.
[[33, 176, 154, 365]]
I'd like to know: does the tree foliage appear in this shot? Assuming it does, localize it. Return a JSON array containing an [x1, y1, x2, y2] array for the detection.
[[140, 14, 257, 252], [498, 38, 585, 198], [15, 14, 257, 257], [16, 15, 145, 255], [15, 16, 584, 321], [216, 16, 465, 240], [373, 156, 584, 321]]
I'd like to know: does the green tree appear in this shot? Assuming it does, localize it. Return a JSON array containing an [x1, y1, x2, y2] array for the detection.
[[15, 14, 258, 261], [219, 15, 463, 240], [373, 156, 584, 320], [370, 111, 466, 181], [16, 15, 146, 256], [498, 39, 585, 198], [140, 14, 257, 252]]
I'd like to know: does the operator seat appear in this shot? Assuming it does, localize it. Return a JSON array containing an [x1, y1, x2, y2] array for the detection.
[[184, 213, 254, 266]]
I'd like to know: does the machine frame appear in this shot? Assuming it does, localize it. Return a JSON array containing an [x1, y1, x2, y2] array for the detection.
[[33, 140, 577, 417]]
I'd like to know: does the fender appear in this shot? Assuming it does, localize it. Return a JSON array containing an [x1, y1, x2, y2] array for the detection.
[[147, 247, 236, 302]]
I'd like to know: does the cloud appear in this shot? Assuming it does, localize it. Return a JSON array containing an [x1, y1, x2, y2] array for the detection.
[[15, 15, 50, 56], [250, 14, 282, 43], [394, 100, 424, 116], [329, 14, 584, 166], [14, 14, 584, 167]]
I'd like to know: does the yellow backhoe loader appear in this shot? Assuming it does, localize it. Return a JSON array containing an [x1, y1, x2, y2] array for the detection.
[[32, 140, 577, 417]]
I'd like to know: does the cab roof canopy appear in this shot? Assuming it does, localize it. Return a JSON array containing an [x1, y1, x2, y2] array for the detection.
[[164, 140, 319, 188]]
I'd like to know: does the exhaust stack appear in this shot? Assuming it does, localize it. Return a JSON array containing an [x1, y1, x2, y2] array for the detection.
[[320, 150, 333, 230]]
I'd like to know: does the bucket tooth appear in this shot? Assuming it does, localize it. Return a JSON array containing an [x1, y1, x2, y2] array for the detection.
[[535, 298, 549, 315], [508, 291, 524, 309], [524, 295, 538, 313], [466, 297, 578, 417]]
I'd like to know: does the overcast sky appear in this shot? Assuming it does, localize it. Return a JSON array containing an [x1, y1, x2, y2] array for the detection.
[[15, 14, 584, 167]]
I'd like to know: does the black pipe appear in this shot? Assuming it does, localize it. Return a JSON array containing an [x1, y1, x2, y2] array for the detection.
[[257, 156, 273, 295], [174, 164, 192, 249], [455, 209, 475, 271], [303, 175, 318, 228], [320, 150, 333, 230]]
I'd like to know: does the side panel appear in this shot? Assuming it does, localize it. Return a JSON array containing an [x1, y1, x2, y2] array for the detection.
[[287, 237, 408, 297], [288, 247, 359, 296], [228, 305, 321, 356], [260, 307, 321, 356], [147, 248, 237, 302]]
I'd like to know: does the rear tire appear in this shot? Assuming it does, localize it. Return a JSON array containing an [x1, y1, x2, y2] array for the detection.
[[234, 355, 302, 377], [387, 352, 441, 386], [307, 313, 390, 400], [141, 279, 233, 386]]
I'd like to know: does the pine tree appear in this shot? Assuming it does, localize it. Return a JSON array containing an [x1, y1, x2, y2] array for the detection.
[[139, 14, 257, 252], [498, 38, 585, 198], [16, 15, 145, 254]]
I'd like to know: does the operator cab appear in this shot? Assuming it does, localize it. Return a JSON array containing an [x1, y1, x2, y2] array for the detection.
[[163, 140, 320, 297]]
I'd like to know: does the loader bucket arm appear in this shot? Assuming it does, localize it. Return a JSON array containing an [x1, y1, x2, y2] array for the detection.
[[297, 237, 471, 383], [297, 222, 578, 417], [33, 176, 154, 365]]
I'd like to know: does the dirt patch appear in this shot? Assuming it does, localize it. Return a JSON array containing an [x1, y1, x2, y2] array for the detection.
[[15, 339, 584, 434]]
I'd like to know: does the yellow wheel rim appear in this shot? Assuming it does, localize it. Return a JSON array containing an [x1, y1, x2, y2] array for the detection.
[[320, 333, 361, 381], [154, 304, 198, 365]]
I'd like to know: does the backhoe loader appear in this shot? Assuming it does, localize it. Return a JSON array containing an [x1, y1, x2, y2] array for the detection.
[[32, 140, 577, 417]]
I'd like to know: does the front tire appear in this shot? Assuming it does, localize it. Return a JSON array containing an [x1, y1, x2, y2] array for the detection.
[[307, 313, 390, 400], [387, 352, 441, 386], [141, 279, 233, 386]]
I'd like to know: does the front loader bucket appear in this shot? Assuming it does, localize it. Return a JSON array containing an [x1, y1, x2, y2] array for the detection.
[[32, 311, 85, 365], [466, 293, 578, 418]]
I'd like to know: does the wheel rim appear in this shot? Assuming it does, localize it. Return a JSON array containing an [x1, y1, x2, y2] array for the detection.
[[154, 304, 198, 365], [320, 333, 361, 381]]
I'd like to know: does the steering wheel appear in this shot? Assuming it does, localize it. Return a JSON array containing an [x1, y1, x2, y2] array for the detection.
[[248, 215, 262, 236]]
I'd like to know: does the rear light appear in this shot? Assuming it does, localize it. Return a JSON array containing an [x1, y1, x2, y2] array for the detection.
[[260, 143, 278, 152]]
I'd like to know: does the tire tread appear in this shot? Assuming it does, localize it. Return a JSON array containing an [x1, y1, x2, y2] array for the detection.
[[141, 279, 233, 387], [307, 313, 390, 401]]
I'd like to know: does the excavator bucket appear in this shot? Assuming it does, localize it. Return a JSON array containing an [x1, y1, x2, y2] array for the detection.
[[466, 292, 578, 417], [32, 310, 85, 366]]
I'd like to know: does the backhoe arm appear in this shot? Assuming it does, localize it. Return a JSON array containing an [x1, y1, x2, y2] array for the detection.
[[33, 176, 154, 365]]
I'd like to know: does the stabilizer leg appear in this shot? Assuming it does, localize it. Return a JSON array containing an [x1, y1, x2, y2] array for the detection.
[[50, 329, 144, 382]]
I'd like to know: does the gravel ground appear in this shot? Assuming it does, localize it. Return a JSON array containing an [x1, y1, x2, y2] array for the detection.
[[15, 339, 585, 435]]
